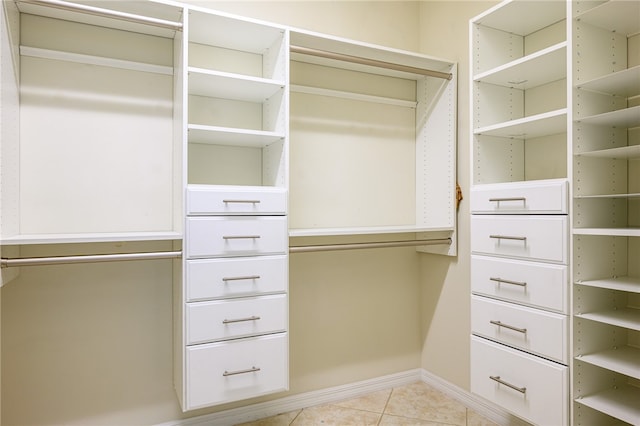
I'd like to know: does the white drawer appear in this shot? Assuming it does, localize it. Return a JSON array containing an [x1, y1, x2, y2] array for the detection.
[[186, 294, 287, 345], [471, 295, 568, 363], [187, 185, 287, 215], [471, 179, 568, 214], [471, 215, 568, 264], [185, 333, 288, 410], [186, 255, 287, 302], [186, 216, 287, 258], [471, 255, 568, 313], [471, 336, 568, 426]]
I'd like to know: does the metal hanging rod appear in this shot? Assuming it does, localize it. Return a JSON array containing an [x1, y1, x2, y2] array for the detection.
[[290, 45, 452, 80], [1, 251, 182, 268], [289, 238, 451, 253], [19, 0, 183, 31]]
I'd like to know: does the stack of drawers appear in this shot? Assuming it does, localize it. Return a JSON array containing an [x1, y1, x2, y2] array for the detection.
[[182, 185, 289, 410], [470, 179, 569, 425]]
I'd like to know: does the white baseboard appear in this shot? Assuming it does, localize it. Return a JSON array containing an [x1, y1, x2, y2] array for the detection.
[[159, 368, 527, 426], [420, 369, 529, 426], [158, 369, 422, 426]]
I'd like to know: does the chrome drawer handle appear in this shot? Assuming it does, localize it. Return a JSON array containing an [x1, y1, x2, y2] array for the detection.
[[489, 197, 526, 203], [223, 199, 261, 204], [489, 376, 526, 394], [222, 315, 261, 324], [222, 275, 261, 282], [223, 366, 261, 377], [489, 235, 527, 241], [490, 320, 527, 334], [223, 235, 261, 240], [490, 277, 527, 287]]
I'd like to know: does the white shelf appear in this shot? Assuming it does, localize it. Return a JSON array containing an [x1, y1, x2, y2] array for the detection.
[[474, 42, 567, 89], [578, 346, 640, 379], [188, 8, 285, 54], [21, 46, 173, 75], [188, 124, 284, 147], [289, 225, 453, 238], [576, 65, 640, 98], [0, 231, 182, 245], [576, 276, 640, 293], [576, 385, 640, 426], [473, 0, 566, 36], [188, 67, 284, 102], [576, 308, 640, 331], [15, 0, 183, 38], [474, 108, 567, 138], [577, 145, 640, 159], [573, 228, 640, 237], [577, 105, 640, 128], [576, 0, 640, 36]]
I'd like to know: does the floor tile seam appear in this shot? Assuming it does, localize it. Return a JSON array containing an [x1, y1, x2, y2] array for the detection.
[[325, 402, 387, 417], [380, 412, 467, 426], [287, 409, 303, 425], [376, 388, 395, 426]]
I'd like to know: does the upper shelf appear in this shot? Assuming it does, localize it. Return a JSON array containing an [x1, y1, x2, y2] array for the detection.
[[474, 109, 567, 139], [473, 42, 567, 89], [576, 145, 640, 160], [472, 0, 566, 36], [188, 67, 285, 102], [188, 125, 284, 148], [576, 66, 640, 98], [576, 105, 640, 128], [290, 28, 454, 80], [576, 0, 640, 36], [15, 0, 184, 38], [188, 7, 285, 53]]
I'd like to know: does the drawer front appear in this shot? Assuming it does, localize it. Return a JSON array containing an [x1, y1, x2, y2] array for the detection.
[[471, 215, 567, 263], [186, 216, 287, 258], [471, 180, 568, 214], [186, 333, 288, 410], [186, 255, 287, 302], [186, 294, 287, 345], [471, 336, 568, 426], [471, 255, 568, 313], [187, 185, 287, 215], [471, 295, 568, 363]]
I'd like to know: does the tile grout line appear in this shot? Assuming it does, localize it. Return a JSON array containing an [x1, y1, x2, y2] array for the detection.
[[376, 386, 395, 425]]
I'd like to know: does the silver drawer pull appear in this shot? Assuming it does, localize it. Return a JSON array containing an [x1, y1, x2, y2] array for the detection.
[[490, 277, 527, 287], [490, 320, 527, 334], [489, 235, 527, 241], [489, 197, 526, 202], [222, 315, 261, 324], [489, 375, 526, 394], [222, 275, 261, 282], [223, 366, 261, 377], [223, 235, 261, 240], [223, 199, 261, 204]]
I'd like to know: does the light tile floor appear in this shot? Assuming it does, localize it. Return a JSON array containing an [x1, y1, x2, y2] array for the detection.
[[237, 381, 500, 426]]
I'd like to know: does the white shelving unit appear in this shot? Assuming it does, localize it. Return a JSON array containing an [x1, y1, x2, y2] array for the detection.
[[1, 0, 459, 412], [0, 1, 184, 246], [288, 29, 457, 255], [175, 6, 290, 411], [185, 9, 288, 189], [472, 2, 640, 424], [572, 1, 640, 423], [470, 1, 570, 425]]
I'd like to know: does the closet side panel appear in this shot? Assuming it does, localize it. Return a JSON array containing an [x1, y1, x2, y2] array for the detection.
[[0, 0, 20, 242]]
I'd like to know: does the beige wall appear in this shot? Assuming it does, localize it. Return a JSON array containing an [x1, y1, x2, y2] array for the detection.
[[417, 0, 498, 390], [1, 2, 493, 425]]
